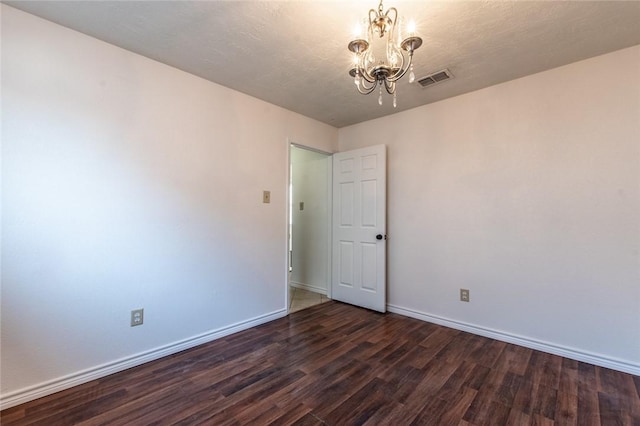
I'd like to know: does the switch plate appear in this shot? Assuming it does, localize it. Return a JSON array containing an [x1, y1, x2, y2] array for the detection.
[[263, 190, 271, 203], [131, 309, 144, 326], [299, 201, 304, 211], [460, 289, 470, 302]]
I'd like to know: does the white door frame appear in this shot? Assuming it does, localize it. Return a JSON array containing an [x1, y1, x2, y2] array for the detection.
[[285, 139, 333, 312]]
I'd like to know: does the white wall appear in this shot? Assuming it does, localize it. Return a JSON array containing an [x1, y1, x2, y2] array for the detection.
[[1, 5, 337, 406], [290, 146, 329, 293], [339, 45, 640, 373]]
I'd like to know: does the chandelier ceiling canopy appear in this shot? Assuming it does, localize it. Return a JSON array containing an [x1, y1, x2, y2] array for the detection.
[[348, 0, 423, 107]]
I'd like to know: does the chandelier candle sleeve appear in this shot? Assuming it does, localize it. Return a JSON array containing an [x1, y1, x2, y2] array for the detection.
[[348, 0, 423, 106]]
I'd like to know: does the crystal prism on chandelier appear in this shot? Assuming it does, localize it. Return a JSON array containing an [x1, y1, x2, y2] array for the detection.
[[348, 0, 422, 107]]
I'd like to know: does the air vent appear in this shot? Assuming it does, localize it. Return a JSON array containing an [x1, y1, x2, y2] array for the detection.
[[417, 69, 453, 88]]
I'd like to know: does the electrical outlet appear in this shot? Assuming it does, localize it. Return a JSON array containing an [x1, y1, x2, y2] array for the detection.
[[460, 289, 470, 302], [263, 190, 271, 203], [131, 309, 144, 327]]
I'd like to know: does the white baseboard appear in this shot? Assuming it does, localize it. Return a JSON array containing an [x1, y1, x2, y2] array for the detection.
[[387, 304, 639, 376], [290, 281, 327, 295], [0, 309, 287, 410]]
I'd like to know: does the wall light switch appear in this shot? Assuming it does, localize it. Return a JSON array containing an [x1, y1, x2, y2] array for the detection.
[[263, 190, 271, 203]]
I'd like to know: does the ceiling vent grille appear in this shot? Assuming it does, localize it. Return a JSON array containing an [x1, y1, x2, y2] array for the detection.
[[417, 69, 453, 88]]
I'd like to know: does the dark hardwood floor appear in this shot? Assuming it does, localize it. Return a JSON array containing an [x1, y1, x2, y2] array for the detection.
[[2, 301, 639, 425]]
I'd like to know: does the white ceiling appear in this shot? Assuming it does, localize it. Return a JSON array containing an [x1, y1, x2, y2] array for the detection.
[[5, 1, 640, 128]]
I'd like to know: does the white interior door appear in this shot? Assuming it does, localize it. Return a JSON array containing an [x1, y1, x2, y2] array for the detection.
[[332, 145, 386, 312]]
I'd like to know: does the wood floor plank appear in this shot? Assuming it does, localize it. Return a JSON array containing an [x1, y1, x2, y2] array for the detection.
[[577, 379, 602, 426], [493, 343, 533, 376], [463, 368, 516, 424], [558, 357, 579, 398], [554, 390, 578, 425], [439, 386, 477, 425], [290, 412, 324, 426], [505, 408, 531, 426], [523, 350, 562, 391], [597, 366, 639, 409], [465, 363, 492, 391], [302, 364, 375, 420], [467, 337, 508, 370], [322, 377, 389, 424], [436, 360, 478, 402], [2, 301, 639, 425], [411, 385, 476, 426], [395, 357, 460, 406], [360, 400, 407, 426], [267, 402, 312, 425], [633, 375, 640, 399]]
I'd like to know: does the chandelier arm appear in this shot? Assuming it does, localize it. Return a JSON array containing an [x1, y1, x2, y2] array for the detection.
[[386, 7, 398, 29], [358, 67, 377, 84], [368, 9, 378, 33], [360, 48, 377, 82], [384, 6, 403, 81], [388, 51, 413, 83], [387, 47, 406, 82], [357, 79, 378, 95], [384, 79, 395, 95]]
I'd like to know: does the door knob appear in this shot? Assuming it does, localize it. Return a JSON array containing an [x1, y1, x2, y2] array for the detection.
[[376, 234, 384, 240]]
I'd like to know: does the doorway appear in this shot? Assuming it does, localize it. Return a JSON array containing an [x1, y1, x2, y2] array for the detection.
[[288, 144, 331, 313]]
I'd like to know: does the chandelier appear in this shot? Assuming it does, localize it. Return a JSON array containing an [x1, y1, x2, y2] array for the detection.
[[348, 0, 422, 107]]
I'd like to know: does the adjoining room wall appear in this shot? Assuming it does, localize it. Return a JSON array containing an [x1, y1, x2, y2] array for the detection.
[[339, 45, 640, 373], [1, 5, 337, 407], [290, 146, 330, 294]]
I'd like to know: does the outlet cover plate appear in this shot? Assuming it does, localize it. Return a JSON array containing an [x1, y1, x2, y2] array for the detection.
[[460, 289, 470, 302], [131, 308, 144, 326]]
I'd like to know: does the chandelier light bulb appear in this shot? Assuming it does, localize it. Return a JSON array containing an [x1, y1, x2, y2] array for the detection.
[[352, 23, 361, 38], [352, 17, 368, 40], [406, 20, 416, 36]]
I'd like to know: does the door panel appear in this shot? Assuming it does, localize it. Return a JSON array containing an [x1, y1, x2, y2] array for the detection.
[[332, 145, 386, 312]]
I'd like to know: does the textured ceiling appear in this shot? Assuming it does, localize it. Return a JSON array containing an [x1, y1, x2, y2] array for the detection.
[[4, 1, 640, 128]]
